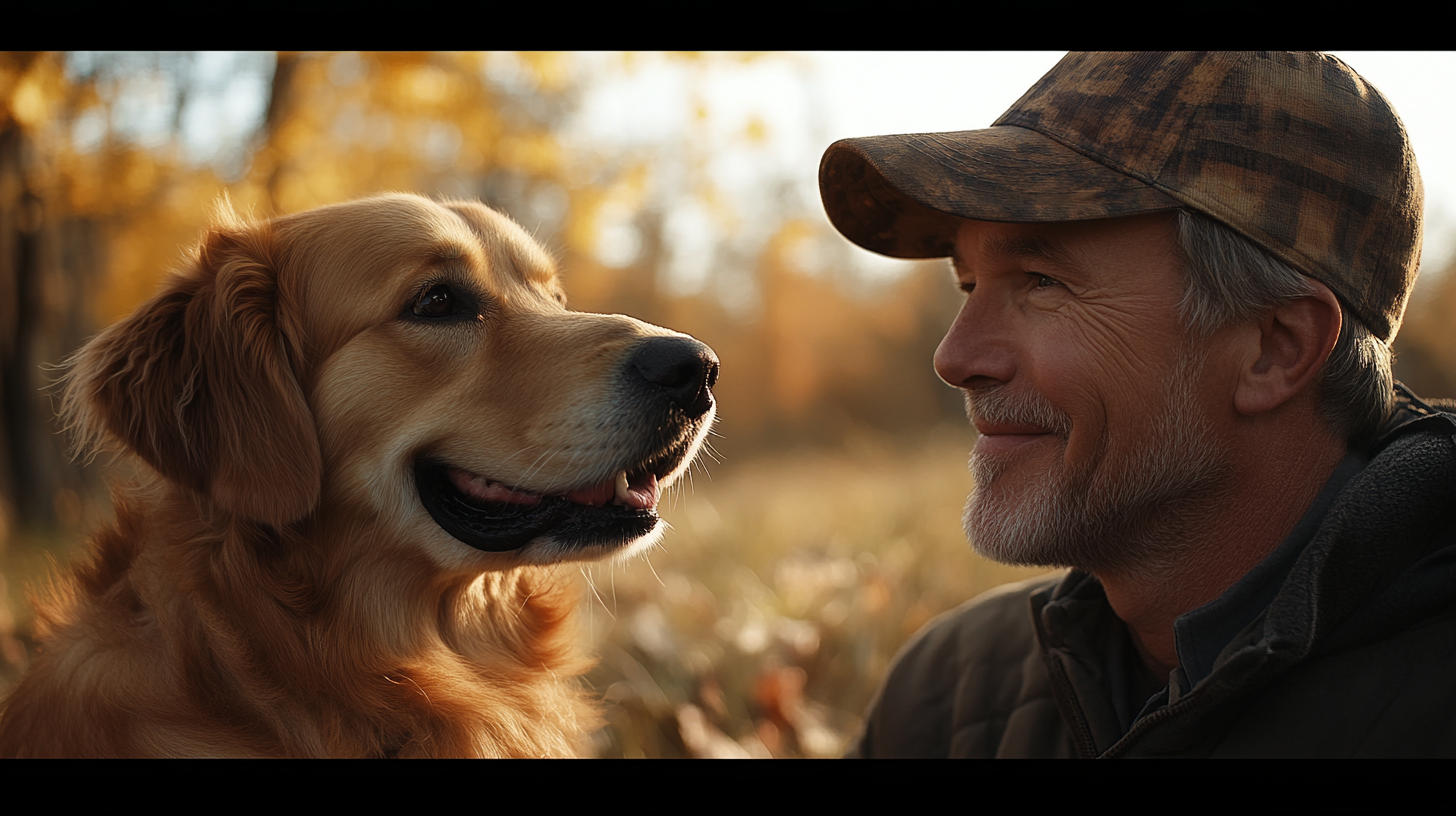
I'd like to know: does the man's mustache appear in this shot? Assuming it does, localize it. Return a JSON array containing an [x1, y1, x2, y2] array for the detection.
[[965, 384, 1073, 438]]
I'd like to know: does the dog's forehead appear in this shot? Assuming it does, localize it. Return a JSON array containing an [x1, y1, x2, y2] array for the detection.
[[282, 195, 548, 275], [276, 195, 560, 334], [440, 200, 558, 288]]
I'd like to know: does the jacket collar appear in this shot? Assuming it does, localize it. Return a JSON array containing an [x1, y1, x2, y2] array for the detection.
[[1032, 385, 1456, 756]]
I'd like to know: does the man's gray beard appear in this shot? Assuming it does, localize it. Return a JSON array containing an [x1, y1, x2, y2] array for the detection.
[[963, 349, 1229, 576]]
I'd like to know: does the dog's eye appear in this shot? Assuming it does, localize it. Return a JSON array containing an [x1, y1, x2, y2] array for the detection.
[[414, 284, 454, 318]]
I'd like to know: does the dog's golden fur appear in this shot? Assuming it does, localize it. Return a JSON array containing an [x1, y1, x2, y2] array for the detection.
[[0, 194, 717, 757]]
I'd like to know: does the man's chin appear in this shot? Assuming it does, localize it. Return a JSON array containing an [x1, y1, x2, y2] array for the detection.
[[962, 484, 1072, 569], [964, 445, 1081, 568], [961, 461, 1140, 571]]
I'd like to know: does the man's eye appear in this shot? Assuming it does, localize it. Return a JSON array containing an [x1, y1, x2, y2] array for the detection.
[[1032, 274, 1060, 288], [413, 284, 454, 317]]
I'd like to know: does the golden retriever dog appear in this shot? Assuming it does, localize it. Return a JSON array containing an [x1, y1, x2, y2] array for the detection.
[[0, 194, 718, 757]]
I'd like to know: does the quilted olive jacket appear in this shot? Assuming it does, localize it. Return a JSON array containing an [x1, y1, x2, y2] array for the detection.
[[851, 388, 1456, 757]]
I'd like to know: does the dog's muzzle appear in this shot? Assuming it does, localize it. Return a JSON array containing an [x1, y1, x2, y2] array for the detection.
[[416, 335, 719, 556]]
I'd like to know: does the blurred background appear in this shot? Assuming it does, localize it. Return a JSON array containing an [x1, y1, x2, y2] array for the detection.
[[2, 51, 1454, 757]]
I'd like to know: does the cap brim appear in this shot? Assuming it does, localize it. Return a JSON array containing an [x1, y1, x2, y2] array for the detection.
[[820, 126, 1183, 259]]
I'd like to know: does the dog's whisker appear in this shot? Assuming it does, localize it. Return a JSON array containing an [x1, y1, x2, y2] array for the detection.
[[580, 566, 596, 644], [697, 437, 725, 466], [518, 563, 560, 615], [643, 552, 667, 589], [515, 448, 560, 488], [580, 566, 615, 621]]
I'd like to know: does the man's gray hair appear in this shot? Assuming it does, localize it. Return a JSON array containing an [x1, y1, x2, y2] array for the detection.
[[1176, 210, 1394, 444]]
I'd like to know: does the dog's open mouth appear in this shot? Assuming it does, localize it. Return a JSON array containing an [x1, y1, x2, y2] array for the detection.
[[414, 456, 679, 554]]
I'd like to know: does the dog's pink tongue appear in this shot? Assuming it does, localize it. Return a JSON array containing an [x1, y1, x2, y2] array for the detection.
[[448, 468, 541, 506], [565, 479, 614, 508]]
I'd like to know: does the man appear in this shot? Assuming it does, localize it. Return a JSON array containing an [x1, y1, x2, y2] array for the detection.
[[819, 52, 1456, 757]]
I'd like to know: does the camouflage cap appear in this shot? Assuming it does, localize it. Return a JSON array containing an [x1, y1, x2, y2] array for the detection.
[[819, 52, 1424, 342]]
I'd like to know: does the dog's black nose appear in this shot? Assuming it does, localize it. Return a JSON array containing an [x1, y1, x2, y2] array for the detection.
[[628, 336, 719, 419]]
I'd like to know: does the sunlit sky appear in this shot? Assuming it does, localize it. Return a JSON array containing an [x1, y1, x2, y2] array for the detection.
[[576, 51, 1456, 287]]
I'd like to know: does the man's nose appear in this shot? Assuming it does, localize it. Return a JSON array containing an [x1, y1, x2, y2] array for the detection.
[[933, 292, 1016, 389]]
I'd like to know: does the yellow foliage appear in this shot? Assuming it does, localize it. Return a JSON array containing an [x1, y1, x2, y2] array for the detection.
[[516, 52, 572, 93], [743, 116, 768, 145], [385, 62, 460, 112], [499, 131, 562, 176], [2, 53, 63, 129], [562, 185, 610, 257], [8, 72, 49, 129]]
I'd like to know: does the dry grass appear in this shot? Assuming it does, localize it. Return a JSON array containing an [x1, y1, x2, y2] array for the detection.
[[578, 426, 1050, 758]]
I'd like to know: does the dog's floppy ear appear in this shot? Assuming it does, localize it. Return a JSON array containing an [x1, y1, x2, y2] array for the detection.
[[64, 208, 321, 527]]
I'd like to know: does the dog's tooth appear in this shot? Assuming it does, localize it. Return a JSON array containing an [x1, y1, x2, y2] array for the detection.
[[614, 472, 630, 505]]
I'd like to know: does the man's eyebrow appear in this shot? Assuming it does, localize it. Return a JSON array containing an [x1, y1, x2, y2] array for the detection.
[[981, 233, 1082, 270]]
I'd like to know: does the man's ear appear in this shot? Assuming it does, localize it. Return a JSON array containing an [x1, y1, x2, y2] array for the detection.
[[1233, 280, 1342, 417], [61, 215, 321, 528]]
